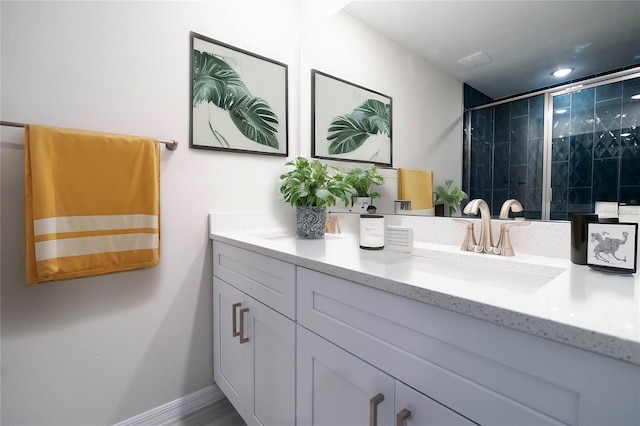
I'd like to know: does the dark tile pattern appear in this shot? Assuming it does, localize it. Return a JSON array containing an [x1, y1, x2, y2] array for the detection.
[[596, 81, 622, 102], [492, 189, 509, 216], [620, 186, 640, 205], [463, 84, 495, 205], [468, 94, 545, 216], [493, 143, 509, 189], [466, 76, 639, 219], [529, 95, 544, 140], [510, 117, 529, 165], [464, 83, 494, 109], [593, 158, 619, 201], [494, 103, 510, 143], [466, 98, 495, 204], [510, 98, 529, 118], [552, 137, 569, 162], [550, 76, 640, 218], [528, 138, 543, 189], [509, 164, 527, 203]]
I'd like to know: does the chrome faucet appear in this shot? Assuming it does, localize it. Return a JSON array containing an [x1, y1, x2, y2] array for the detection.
[[499, 199, 524, 219], [457, 198, 530, 256], [462, 199, 494, 252]]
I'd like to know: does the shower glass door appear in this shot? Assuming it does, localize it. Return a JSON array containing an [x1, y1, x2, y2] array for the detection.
[[465, 71, 640, 221], [549, 76, 640, 220]]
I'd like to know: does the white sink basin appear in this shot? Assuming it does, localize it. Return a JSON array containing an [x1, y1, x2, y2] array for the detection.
[[413, 244, 566, 277], [407, 244, 566, 292], [356, 243, 566, 293]]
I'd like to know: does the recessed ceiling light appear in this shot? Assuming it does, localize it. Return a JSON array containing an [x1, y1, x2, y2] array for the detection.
[[555, 109, 568, 114], [552, 68, 573, 77], [631, 93, 640, 100]]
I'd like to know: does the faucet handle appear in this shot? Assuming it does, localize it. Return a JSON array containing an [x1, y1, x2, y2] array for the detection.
[[452, 218, 478, 251], [498, 221, 530, 256]]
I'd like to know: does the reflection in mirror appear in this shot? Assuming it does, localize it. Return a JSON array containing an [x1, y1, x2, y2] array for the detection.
[[302, 2, 640, 221], [465, 72, 640, 221], [299, 6, 463, 218]]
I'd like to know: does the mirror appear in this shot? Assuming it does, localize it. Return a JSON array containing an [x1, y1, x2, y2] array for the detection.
[[299, 1, 640, 220]]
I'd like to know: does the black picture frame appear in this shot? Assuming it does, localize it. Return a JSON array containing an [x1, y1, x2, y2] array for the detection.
[[190, 31, 288, 156], [587, 222, 638, 274], [311, 69, 392, 166]]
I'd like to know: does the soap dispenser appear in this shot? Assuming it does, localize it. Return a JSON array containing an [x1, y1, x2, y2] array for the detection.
[[359, 214, 384, 250]]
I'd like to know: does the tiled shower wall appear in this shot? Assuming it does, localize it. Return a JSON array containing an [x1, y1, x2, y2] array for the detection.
[[463, 83, 493, 212], [551, 78, 640, 220], [464, 76, 640, 220], [465, 90, 544, 219], [494, 95, 544, 219]]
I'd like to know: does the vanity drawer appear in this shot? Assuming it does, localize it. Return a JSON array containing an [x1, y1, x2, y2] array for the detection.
[[297, 267, 639, 425], [213, 241, 295, 320]]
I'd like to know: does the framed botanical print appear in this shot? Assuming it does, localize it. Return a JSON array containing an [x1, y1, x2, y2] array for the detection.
[[311, 69, 392, 166], [190, 31, 288, 156]]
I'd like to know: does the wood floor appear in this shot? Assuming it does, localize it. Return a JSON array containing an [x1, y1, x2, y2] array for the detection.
[[168, 397, 246, 426]]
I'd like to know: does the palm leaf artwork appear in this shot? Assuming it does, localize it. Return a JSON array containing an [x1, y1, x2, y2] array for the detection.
[[193, 49, 279, 149], [327, 99, 390, 156]]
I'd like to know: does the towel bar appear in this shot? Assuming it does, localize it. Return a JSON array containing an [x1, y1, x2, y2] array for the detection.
[[0, 120, 178, 151]]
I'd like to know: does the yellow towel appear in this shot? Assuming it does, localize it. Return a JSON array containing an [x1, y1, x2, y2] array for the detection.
[[397, 168, 434, 210], [25, 125, 160, 285]]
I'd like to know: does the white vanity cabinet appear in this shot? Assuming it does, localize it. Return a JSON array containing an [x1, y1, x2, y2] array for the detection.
[[297, 267, 640, 426], [297, 325, 475, 426], [211, 239, 639, 425], [212, 242, 296, 426]]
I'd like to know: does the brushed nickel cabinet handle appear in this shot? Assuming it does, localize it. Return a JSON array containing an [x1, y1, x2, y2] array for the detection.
[[369, 393, 384, 426], [231, 303, 241, 337], [239, 307, 249, 344], [396, 408, 412, 426]]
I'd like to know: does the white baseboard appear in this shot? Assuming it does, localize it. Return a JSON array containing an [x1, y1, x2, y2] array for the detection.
[[113, 384, 224, 426]]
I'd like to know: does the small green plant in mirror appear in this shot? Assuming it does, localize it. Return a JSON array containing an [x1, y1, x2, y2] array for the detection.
[[344, 166, 385, 199], [279, 157, 353, 207], [434, 180, 468, 216]]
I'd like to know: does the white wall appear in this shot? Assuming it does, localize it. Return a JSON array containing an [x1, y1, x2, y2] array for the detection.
[[0, 2, 464, 425], [0, 2, 299, 424]]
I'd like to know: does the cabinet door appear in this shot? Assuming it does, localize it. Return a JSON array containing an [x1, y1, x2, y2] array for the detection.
[[297, 325, 394, 426], [244, 295, 296, 426], [395, 381, 476, 426], [213, 277, 246, 414]]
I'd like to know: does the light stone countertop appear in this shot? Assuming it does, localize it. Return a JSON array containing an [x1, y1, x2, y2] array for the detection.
[[210, 222, 640, 366]]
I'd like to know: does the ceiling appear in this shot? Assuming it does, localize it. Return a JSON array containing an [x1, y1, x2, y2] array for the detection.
[[343, 1, 640, 100]]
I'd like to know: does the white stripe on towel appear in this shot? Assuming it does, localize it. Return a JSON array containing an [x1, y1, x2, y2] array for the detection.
[[35, 233, 159, 261], [34, 214, 158, 236]]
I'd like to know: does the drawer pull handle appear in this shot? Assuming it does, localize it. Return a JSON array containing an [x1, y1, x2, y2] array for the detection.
[[396, 408, 412, 426], [239, 307, 250, 344], [369, 393, 384, 426], [232, 303, 241, 337]]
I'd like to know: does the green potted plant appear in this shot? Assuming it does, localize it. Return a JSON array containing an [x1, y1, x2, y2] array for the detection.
[[433, 180, 468, 216], [280, 157, 353, 239], [344, 166, 385, 211]]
